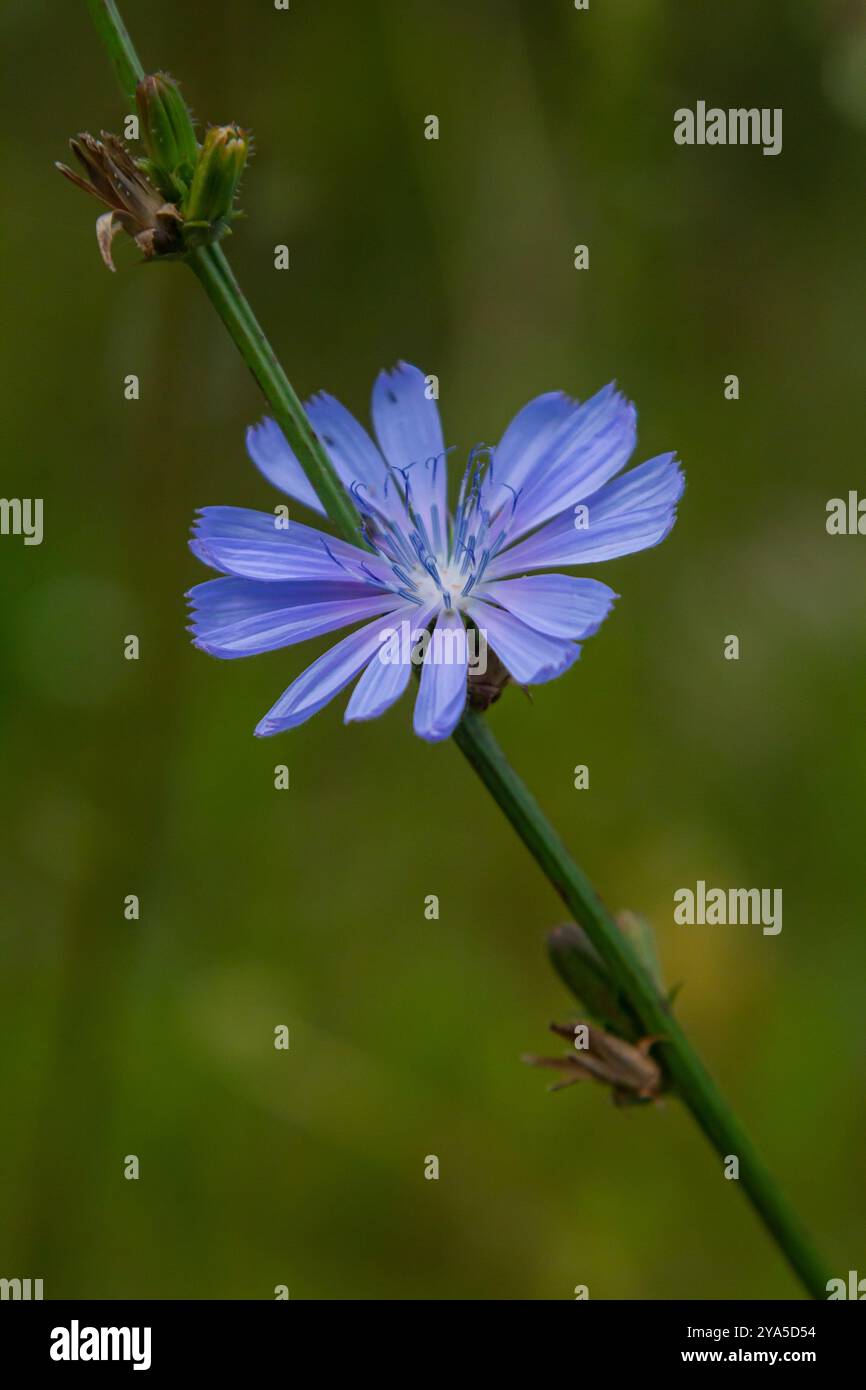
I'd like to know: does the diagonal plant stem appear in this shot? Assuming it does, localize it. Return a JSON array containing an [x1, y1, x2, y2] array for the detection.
[[84, 0, 833, 1300], [452, 711, 829, 1296], [85, 1, 362, 542], [86, 0, 141, 98], [189, 244, 363, 542]]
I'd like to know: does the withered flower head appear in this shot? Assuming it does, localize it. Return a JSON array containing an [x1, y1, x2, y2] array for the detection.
[[56, 132, 182, 272], [523, 1020, 665, 1106]]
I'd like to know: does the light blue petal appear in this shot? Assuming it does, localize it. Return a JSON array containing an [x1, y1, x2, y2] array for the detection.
[[580, 450, 685, 522], [344, 601, 439, 723], [466, 598, 581, 684], [190, 507, 393, 585], [344, 646, 414, 723], [473, 575, 617, 640], [306, 392, 406, 524], [187, 577, 406, 658], [246, 418, 326, 514], [487, 453, 684, 577], [187, 576, 372, 618], [482, 392, 578, 517], [254, 603, 423, 736], [412, 609, 469, 742], [371, 362, 447, 549], [503, 384, 637, 541]]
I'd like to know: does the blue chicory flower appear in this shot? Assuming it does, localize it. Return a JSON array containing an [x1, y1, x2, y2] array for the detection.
[[187, 362, 683, 741]]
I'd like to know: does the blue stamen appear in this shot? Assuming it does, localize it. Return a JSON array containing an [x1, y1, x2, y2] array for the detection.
[[358, 561, 389, 589], [422, 555, 442, 585], [398, 463, 418, 488], [391, 564, 417, 590], [320, 538, 353, 575], [501, 482, 522, 519]]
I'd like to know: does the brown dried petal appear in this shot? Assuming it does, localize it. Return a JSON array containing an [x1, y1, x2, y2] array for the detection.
[[95, 211, 121, 272], [526, 1020, 664, 1103], [59, 132, 184, 269]]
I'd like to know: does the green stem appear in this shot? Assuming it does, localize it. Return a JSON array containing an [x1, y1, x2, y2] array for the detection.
[[82, 2, 360, 541], [85, 0, 833, 1301], [453, 711, 831, 1298], [85, 0, 142, 100], [189, 245, 363, 545]]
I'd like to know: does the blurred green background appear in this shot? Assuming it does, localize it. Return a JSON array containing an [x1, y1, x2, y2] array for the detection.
[[1, 0, 865, 1300]]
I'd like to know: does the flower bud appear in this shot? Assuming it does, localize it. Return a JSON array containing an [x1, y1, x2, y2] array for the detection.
[[547, 915, 674, 1044], [547, 924, 640, 1037], [184, 125, 250, 240], [615, 910, 666, 995], [135, 73, 199, 201]]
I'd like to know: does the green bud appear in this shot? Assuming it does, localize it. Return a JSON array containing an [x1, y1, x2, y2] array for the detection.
[[615, 911, 666, 995], [548, 915, 672, 1039], [135, 73, 199, 201], [547, 923, 641, 1038], [184, 125, 250, 239]]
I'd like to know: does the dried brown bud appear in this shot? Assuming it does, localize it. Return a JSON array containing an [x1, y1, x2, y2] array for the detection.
[[56, 132, 183, 271], [524, 1020, 665, 1106]]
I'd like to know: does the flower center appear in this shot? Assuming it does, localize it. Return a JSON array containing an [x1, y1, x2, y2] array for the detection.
[[413, 557, 471, 611]]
